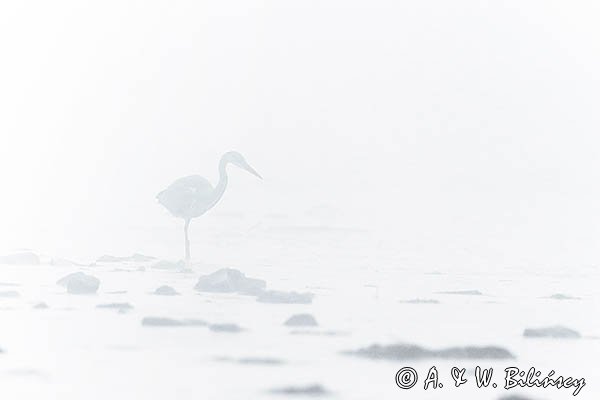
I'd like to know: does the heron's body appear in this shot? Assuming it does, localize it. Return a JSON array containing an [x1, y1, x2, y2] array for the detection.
[[157, 151, 261, 261], [157, 175, 221, 219]]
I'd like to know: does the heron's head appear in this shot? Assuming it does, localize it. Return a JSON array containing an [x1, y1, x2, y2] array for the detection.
[[223, 151, 262, 179]]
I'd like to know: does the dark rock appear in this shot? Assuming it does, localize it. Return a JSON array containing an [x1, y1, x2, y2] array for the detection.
[[154, 285, 179, 296], [97, 255, 122, 263], [437, 290, 483, 296], [141, 317, 207, 327], [284, 314, 318, 327], [33, 302, 49, 309], [97, 253, 155, 263], [238, 357, 284, 365], [546, 293, 580, 300], [269, 384, 329, 396], [347, 343, 515, 360], [130, 253, 155, 262], [57, 272, 100, 294], [142, 317, 183, 327], [0, 252, 40, 266], [523, 325, 581, 339], [399, 298, 440, 304], [194, 268, 266, 295], [215, 356, 285, 365], [290, 330, 347, 337], [257, 290, 313, 304], [96, 302, 134, 311], [209, 323, 243, 333]]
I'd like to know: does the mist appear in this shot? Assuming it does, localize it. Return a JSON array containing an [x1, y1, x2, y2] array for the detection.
[[0, 2, 599, 398]]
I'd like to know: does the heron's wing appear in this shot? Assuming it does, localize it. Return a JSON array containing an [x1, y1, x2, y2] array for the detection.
[[156, 175, 214, 218]]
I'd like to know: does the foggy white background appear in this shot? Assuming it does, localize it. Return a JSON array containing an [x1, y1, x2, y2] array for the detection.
[[1, 0, 600, 268]]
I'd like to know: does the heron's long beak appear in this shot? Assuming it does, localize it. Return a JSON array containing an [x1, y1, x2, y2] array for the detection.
[[244, 163, 262, 179]]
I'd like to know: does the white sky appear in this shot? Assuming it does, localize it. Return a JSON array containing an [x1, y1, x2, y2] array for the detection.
[[1, 1, 600, 263]]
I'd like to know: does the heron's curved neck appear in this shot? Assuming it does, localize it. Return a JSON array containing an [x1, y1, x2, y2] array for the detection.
[[209, 157, 229, 208]]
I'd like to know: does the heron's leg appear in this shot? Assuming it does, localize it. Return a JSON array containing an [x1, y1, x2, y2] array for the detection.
[[184, 219, 191, 262]]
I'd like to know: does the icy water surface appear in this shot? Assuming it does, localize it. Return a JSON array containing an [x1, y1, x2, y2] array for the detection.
[[0, 222, 598, 399]]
